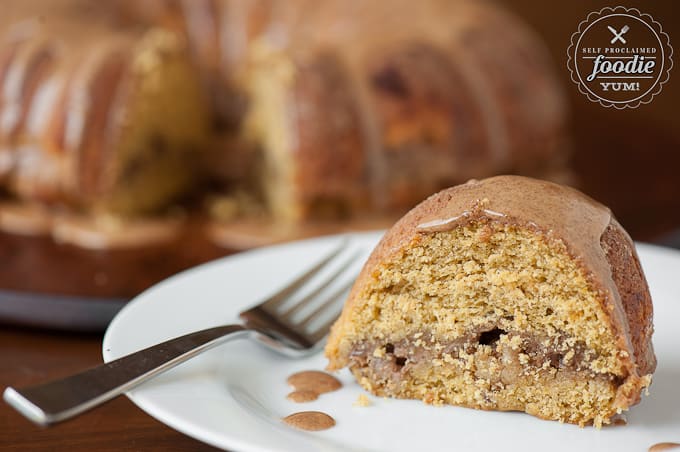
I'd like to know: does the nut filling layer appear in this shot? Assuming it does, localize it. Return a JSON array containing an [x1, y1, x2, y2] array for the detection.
[[348, 328, 622, 408]]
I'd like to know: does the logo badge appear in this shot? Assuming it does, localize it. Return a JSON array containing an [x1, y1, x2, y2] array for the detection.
[[567, 6, 672, 109]]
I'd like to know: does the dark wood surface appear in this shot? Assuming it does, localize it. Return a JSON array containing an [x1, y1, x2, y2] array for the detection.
[[0, 327, 218, 451], [0, 226, 229, 450], [2, 1, 679, 450]]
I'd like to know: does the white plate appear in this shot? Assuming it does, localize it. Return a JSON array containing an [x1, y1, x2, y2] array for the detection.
[[103, 232, 680, 452]]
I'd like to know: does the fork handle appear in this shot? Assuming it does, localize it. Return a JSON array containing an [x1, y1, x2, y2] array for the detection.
[[3, 324, 250, 426]]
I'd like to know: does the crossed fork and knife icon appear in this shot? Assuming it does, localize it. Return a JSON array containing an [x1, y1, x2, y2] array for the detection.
[[608, 25, 630, 44]]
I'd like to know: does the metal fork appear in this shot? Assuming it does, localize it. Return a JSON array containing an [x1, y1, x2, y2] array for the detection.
[[3, 240, 362, 426]]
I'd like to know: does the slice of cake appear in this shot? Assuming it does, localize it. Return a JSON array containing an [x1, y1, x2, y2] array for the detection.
[[325, 175, 655, 426]]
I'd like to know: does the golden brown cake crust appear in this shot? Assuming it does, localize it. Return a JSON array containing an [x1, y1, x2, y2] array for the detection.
[[326, 175, 655, 411], [288, 51, 369, 219], [600, 221, 656, 378]]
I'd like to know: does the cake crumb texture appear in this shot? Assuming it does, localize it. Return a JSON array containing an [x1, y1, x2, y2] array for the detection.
[[354, 394, 372, 407]]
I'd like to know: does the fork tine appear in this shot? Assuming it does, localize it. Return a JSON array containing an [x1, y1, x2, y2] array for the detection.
[[241, 236, 365, 354], [307, 299, 348, 344], [298, 281, 354, 343], [280, 249, 363, 320], [260, 238, 347, 310], [297, 281, 354, 328]]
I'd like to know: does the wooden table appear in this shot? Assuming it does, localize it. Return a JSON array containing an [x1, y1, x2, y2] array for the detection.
[[0, 228, 227, 451], [0, 327, 218, 451]]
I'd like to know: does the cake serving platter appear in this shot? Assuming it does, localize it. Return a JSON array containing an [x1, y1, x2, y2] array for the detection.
[[103, 231, 680, 452]]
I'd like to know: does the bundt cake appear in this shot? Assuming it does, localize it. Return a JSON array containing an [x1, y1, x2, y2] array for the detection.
[[0, 0, 569, 247], [0, 0, 209, 216], [126, 0, 569, 224], [325, 175, 655, 427]]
